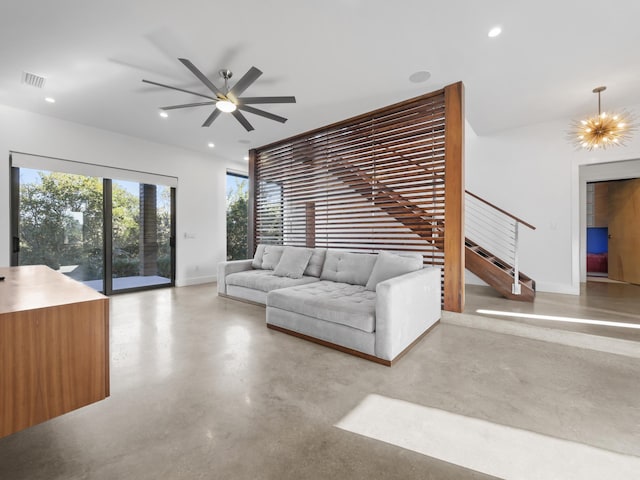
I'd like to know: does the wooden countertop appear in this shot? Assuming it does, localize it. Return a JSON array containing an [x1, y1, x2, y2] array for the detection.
[[0, 265, 107, 314]]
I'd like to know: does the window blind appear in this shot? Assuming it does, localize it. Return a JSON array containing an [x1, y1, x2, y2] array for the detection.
[[10, 152, 178, 188]]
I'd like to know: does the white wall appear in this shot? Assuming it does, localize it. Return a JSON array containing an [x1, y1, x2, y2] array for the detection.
[[4, 101, 638, 295], [0, 104, 247, 286], [465, 104, 640, 294]]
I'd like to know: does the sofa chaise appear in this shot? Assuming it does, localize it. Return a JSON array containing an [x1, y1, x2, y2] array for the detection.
[[218, 245, 441, 365]]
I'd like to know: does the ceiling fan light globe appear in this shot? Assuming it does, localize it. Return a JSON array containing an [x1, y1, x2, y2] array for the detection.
[[216, 100, 237, 113]]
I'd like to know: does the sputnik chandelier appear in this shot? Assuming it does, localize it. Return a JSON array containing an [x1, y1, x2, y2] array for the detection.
[[571, 86, 634, 151]]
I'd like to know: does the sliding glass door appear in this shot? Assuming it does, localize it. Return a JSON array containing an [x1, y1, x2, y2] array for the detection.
[[110, 180, 173, 292], [13, 168, 105, 291], [11, 165, 175, 294]]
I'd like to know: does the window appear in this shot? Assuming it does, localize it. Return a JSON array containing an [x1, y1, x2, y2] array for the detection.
[[11, 154, 176, 294], [226, 172, 249, 260]]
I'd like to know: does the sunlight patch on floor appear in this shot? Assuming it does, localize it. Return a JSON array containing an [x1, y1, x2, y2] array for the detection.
[[335, 394, 640, 480], [476, 309, 640, 329]]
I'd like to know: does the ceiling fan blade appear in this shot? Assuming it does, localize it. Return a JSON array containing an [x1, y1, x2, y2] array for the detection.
[[178, 58, 223, 97], [202, 108, 222, 127], [238, 104, 288, 123], [142, 79, 217, 101], [238, 96, 296, 105], [161, 101, 217, 110], [227, 67, 263, 102], [231, 110, 255, 132]]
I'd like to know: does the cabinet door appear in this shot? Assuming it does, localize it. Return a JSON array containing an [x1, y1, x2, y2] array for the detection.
[[36, 303, 109, 419], [0, 300, 109, 438], [0, 312, 41, 436]]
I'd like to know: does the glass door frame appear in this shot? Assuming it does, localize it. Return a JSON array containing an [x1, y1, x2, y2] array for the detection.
[[103, 179, 176, 295], [10, 168, 176, 295], [10, 166, 19, 266], [226, 171, 250, 261]]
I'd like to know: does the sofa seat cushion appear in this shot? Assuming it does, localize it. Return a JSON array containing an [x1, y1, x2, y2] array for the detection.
[[226, 269, 319, 293], [267, 280, 377, 333]]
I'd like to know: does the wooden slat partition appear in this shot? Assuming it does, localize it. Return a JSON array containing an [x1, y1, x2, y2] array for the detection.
[[251, 82, 465, 312]]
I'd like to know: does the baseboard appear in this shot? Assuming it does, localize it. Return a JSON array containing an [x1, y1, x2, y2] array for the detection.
[[534, 281, 579, 295], [176, 275, 216, 287]]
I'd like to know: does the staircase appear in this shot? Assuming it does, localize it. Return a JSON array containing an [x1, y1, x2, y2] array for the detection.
[[330, 156, 537, 302], [464, 191, 536, 302], [465, 238, 535, 301]]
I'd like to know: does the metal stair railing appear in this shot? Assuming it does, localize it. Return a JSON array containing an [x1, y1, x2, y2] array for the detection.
[[465, 191, 536, 295]]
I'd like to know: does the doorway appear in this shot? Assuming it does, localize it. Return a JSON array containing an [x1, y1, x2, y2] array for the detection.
[[579, 159, 640, 287]]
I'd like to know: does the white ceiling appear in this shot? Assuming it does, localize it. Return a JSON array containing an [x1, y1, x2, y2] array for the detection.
[[1, 0, 639, 162]]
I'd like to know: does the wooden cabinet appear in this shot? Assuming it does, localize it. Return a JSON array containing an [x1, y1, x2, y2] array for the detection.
[[0, 266, 109, 438]]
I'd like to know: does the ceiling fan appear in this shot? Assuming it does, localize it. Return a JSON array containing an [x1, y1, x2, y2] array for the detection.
[[143, 58, 296, 131]]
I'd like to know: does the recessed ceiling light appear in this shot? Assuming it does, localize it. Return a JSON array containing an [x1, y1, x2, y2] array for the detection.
[[159, 111, 168, 118], [488, 26, 502, 38], [45, 97, 55, 103], [208, 142, 215, 148], [243, 155, 249, 161], [409, 71, 431, 83]]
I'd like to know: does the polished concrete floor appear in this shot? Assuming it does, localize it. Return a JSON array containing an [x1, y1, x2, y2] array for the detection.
[[1, 283, 639, 479], [465, 281, 640, 342]]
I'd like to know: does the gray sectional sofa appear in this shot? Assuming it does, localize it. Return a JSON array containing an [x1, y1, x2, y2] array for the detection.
[[217, 245, 441, 365]]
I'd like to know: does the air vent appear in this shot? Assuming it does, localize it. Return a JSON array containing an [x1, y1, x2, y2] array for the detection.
[[21, 71, 47, 89]]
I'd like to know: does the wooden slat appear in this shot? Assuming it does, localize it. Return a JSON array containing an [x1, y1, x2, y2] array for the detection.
[[256, 89, 446, 151], [252, 85, 464, 312]]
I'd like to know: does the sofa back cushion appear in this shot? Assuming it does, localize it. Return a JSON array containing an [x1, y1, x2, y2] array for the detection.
[[251, 244, 267, 269], [273, 247, 314, 279], [365, 251, 424, 291], [320, 250, 378, 286], [304, 248, 327, 278], [261, 245, 285, 270]]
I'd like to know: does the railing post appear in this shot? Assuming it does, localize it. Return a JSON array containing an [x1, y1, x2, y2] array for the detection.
[[511, 221, 521, 295]]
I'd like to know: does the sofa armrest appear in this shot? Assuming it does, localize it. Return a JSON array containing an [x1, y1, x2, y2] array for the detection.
[[217, 259, 254, 294], [375, 267, 441, 361]]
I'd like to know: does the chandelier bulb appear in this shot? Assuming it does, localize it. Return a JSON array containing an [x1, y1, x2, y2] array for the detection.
[[570, 86, 634, 151]]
